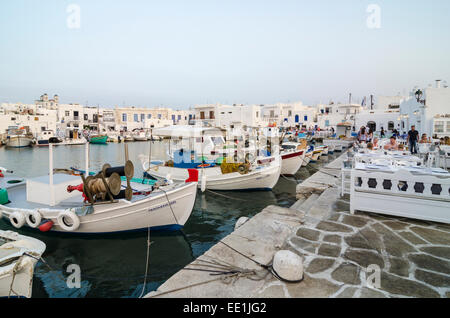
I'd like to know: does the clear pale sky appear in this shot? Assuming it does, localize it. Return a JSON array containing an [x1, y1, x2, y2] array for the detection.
[[1, 0, 449, 108]]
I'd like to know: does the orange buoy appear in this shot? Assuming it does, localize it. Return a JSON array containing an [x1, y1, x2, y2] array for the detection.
[[39, 220, 54, 232]]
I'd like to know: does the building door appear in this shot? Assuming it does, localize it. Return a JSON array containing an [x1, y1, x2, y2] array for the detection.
[[295, 115, 299, 123], [388, 121, 394, 131], [200, 112, 205, 119], [367, 121, 376, 132]]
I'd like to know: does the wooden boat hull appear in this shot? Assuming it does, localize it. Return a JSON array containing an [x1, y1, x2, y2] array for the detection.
[[143, 160, 281, 191], [281, 150, 305, 175], [0, 181, 197, 234], [0, 231, 46, 298], [302, 152, 312, 166], [6, 136, 32, 148], [89, 135, 108, 144]]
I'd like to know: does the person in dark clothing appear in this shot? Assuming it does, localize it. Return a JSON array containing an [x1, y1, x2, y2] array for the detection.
[[407, 125, 419, 154], [380, 127, 385, 138]]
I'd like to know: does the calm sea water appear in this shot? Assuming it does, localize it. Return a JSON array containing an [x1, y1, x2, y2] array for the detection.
[[0, 141, 337, 298]]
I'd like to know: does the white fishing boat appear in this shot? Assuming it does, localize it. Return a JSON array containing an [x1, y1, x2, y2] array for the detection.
[[5, 127, 33, 148], [0, 230, 46, 298], [310, 146, 323, 163], [280, 141, 307, 175], [140, 153, 281, 191], [60, 138, 87, 146], [316, 145, 329, 155], [302, 150, 312, 167], [133, 130, 148, 141], [124, 134, 134, 142], [140, 125, 281, 191], [0, 144, 198, 234], [36, 130, 62, 147]]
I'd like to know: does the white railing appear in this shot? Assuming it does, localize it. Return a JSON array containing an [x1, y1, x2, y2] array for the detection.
[[350, 167, 450, 223]]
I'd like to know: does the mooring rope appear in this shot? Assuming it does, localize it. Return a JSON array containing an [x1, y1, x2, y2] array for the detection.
[[138, 226, 151, 298], [159, 187, 179, 225], [205, 189, 249, 202]]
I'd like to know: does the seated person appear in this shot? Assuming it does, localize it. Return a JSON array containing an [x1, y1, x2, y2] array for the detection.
[[419, 134, 428, 143], [372, 137, 379, 149], [398, 144, 405, 151], [367, 142, 374, 150], [384, 136, 399, 151]]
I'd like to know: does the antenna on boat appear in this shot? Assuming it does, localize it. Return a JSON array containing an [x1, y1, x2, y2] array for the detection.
[[148, 128, 152, 172]]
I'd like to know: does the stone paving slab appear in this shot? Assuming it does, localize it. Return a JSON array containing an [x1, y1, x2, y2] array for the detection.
[[286, 200, 450, 298]]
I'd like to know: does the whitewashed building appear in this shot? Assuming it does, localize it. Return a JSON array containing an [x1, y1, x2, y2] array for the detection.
[[261, 102, 316, 128], [399, 80, 450, 138], [316, 103, 363, 131]]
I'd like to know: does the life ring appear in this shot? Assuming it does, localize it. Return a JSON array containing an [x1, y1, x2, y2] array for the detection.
[[26, 209, 42, 228], [9, 211, 26, 229], [57, 210, 80, 232]]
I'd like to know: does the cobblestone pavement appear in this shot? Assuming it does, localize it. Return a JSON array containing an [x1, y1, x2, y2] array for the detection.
[[283, 153, 450, 298]]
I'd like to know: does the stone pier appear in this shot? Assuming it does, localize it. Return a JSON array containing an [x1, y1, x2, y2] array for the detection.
[[146, 151, 450, 298]]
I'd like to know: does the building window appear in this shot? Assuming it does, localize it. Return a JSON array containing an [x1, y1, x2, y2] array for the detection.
[[65, 111, 70, 116], [447, 121, 450, 132], [141, 114, 145, 122], [388, 121, 395, 131], [288, 110, 292, 117], [122, 113, 127, 122], [178, 115, 181, 121], [172, 115, 176, 122], [84, 114, 88, 120], [134, 114, 139, 122], [434, 121, 444, 133], [200, 112, 205, 119], [210, 111, 215, 119], [147, 114, 152, 119], [304, 116, 308, 121], [158, 114, 162, 119]]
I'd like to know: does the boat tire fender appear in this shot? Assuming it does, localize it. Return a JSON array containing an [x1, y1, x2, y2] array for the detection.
[[57, 210, 80, 232], [26, 209, 42, 228], [9, 211, 26, 229]]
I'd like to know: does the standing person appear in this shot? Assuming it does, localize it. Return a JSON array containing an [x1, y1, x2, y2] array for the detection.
[[407, 125, 419, 154], [380, 127, 385, 138]]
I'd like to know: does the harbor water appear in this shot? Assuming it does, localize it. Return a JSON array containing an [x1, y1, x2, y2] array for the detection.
[[0, 141, 338, 298]]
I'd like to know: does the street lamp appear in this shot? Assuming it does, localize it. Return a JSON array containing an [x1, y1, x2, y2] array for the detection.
[[415, 89, 423, 102]]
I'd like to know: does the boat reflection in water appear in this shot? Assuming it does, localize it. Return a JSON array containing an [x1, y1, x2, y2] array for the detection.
[[12, 228, 196, 298]]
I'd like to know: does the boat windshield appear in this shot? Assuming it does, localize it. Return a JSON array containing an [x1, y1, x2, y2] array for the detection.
[[211, 137, 224, 145]]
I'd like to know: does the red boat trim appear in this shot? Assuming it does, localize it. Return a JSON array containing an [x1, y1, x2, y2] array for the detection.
[[281, 150, 304, 160], [257, 157, 275, 165]]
